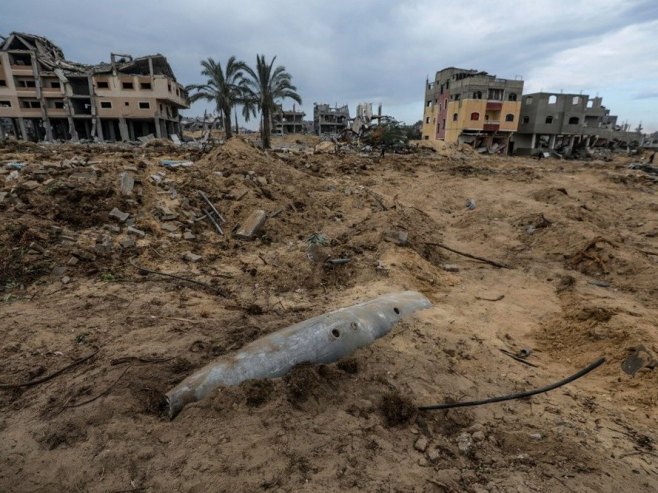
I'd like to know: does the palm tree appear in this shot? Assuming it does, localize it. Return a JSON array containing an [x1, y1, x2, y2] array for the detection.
[[186, 57, 247, 140], [241, 55, 302, 149]]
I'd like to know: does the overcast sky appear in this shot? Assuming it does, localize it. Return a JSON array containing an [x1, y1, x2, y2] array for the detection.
[[3, 0, 657, 132]]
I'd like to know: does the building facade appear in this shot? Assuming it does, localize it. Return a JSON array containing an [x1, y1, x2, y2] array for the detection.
[[512, 92, 639, 153], [422, 67, 524, 152], [313, 103, 350, 136], [0, 32, 188, 142], [273, 104, 305, 134]]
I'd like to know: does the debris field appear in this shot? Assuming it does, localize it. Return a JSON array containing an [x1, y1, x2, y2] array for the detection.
[[1, 137, 657, 492]]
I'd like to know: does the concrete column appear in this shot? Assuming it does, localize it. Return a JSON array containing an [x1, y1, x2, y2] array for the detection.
[[549, 134, 557, 149], [118, 118, 129, 141], [96, 117, 104, 142], [530, 133, 536, 149], [108, 121, 116, 141], [18, 117, 28, 140], [154, 117, 162, 138]]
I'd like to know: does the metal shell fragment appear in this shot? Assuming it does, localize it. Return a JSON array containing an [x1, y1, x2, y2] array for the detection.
[[166, 291, 431, 418]]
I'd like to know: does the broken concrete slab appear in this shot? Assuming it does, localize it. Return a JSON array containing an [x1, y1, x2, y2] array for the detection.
[[235, 210, 267, 240], [183, 231, 196, 240], [127, 226, 146, 237], [119, 171, 135, 196], [441, 264, 460, 273], [0, 191, 8, 203], [182, 251, 202, 262], [161, 222, 180, 233], [120, 237, 136, 248], [160, 159, 193, 169], [109, 207, 129, 223], [22, 180, 40, 190]]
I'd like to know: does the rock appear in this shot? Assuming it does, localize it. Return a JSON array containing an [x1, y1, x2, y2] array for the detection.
[[120, 237, 136, 248], [127, 226, 146, 238], [0, 191, 8, 203], [119, 171, 135, 196], [67, 256, 79, 266], [183, 231, 196, 240], [441, 264, 460, 272], [109, 207, 129, 223], [28, 241, 45, 253], [256, 176, 268, 186], [414, 436, 428, 452], [417, 457, 430, 467], [456, 433, 473, 454], [466, 198, 476, 210], [182, 251, 202, 262], [22, 180, 40, 190], [61, 276, 71, 284], [235, 210, 267, 240], [161, 222, 180, 233], [472, 431, 486, 442], [384, 229, 408, 246], [529, 433, 542, 440], [427, 448, 441, 463]]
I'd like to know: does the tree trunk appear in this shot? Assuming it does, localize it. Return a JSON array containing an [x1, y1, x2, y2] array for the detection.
[[223, 106, 233, 140], [234, 108, 239, 135], [262, 106, 271, 149]]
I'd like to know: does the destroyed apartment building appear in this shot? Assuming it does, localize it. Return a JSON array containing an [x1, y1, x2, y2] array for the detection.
[[512, 92, 643, 154], [0, 32, 188, 142], [314, 103, 350, 136], [272, 103, 306, 135], [422, 67, 524, 153]]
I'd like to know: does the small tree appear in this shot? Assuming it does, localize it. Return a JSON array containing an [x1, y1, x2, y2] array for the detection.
[[241, 55, 302, 149], [186, 57, 247, 140]]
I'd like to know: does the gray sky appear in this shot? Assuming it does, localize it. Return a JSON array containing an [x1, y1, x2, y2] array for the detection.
[[3, 0, 658, 131]]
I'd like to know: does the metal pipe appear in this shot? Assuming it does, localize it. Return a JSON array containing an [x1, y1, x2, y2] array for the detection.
[[166, 291, 431, 418]]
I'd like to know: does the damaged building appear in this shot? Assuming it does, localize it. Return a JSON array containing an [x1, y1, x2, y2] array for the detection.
[[272, 104, 305, 134], [422, 67, 524, 153], [314, 103, 350, 136], [0, 32, 188, 142], [512, 93, 642, 154]]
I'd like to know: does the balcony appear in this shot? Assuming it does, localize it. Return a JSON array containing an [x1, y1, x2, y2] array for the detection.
[[486, 102, 502, 111], [483, 122, 500, 132]]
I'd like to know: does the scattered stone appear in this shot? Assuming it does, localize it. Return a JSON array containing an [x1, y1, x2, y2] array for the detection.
[[71, 249, 95, 261], [441, 264, 460, 272], [183, 231, 196, 240], [414, 436, 428, 452], [529, 432, 543, 440], [109, 207, 129, 223], [472, 431, 486, 442], [119, 171, 135, 196], [161, 222, 180, 233], [466, 198, 477, 210], [384, 229, 408, 246], [0, 191, 8, 203], [427, 448, 441, 463], [256, 176, 268, 186], [456, 433, 473, 454], [182, 251, 202, 263], [235, 210, 267, 240], [127, 226, 146, 238], [22, 180, 40, 190], [28, 241, 45, 253], [67, 256, 79, 266], [61, 276, 71, 284], [120, 237, 136, 248], [104, 224, 121, 234]]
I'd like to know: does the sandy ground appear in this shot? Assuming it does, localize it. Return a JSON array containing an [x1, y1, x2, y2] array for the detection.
[[0, 138, 657, 492]]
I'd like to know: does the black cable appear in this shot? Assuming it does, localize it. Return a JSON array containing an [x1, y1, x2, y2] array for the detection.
[[418, 357, 605, 411]]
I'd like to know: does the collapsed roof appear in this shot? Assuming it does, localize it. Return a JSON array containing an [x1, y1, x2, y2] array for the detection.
[[0, 32, 177, 80]]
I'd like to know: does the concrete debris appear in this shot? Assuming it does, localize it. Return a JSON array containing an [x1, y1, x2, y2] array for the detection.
[[235, 209, 267, 240], [67, 256, 79, 266], [182, 251, 202, 263], [457, 433, 473, 454], [120, 237, 136, 248], [127, 226, 146, 237], [466, 198, 477, 210], [119, 171, 135, 196], [161, 222, 180, 233], [5, 162, 26, 170], [22, 180, 40, 190], [441, 264, 460, 272], [384, 230, 409, 246], [109, 208, 129, 223], [0, 191, 8, 203], [183, 231, 196, 240], [61, 276, 71, 284], [160, 159, 193, 168], [414, 437, 429, 452]]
